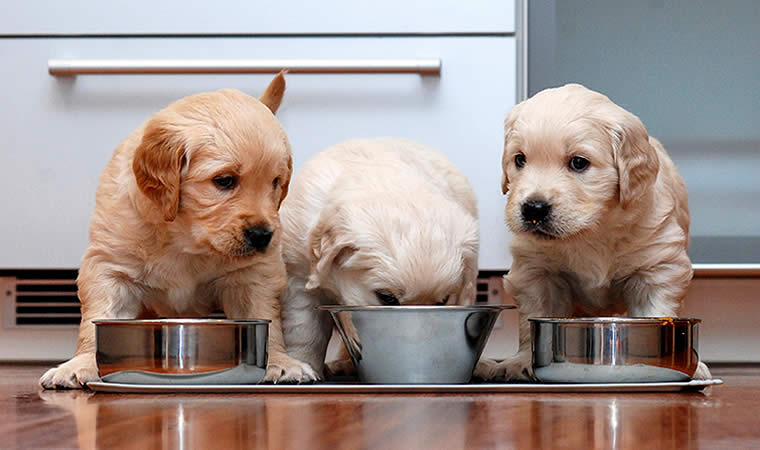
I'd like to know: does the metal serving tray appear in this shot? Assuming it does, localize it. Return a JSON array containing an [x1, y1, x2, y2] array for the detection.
[[87, 379, 722, 394]]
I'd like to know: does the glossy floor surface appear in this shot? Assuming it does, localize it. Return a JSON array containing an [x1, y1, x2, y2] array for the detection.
[[1, 365, 758, 449]]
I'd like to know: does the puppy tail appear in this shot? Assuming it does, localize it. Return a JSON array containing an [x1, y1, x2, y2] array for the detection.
[[259, 70, 287, 114]]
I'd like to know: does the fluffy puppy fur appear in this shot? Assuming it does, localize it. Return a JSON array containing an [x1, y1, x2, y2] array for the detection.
[[40, 73, 317, 389], [280, 139, 480, 377], [475, 84, 711, 381]]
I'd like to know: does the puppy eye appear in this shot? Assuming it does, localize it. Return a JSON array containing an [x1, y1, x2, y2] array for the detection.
[[514, 153, 527, 169], [375, 291, 400, 306], [437, 295, 451, 306], [213, 175, 238, 190], [569, 156, 590, 173], [272, 177, 280, 189]]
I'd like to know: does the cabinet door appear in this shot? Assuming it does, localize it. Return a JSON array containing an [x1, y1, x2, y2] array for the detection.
[[0, 37, 516, 269], [1, 1, 514, 35]]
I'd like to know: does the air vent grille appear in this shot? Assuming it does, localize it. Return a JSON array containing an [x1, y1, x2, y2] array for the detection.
[[0, 272, 228, 328], [1, 276, 80, 327], [476, 281, 490, 303], [1, 270, 508, 327], [475, 270, 508, 305]]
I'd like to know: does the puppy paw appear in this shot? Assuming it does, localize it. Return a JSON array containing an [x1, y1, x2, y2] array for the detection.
[[324, 358, 357, 378], [473, 358, 500, 380], [264, 355, 320, 384], [693, 361, 712, 380], [474, 354, 534, 382], [39, 354, 99, 389]]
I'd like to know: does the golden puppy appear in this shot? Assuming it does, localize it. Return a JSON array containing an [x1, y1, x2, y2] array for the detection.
[[40, 73, 317, 389], [279, 139, 480, 377], [476, 84, 710, 381]]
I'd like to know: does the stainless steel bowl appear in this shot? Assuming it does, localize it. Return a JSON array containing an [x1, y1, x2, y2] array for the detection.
[[531, 317, 702, 383], [94, 319, 269, 384], [318, 305, 515, 384]]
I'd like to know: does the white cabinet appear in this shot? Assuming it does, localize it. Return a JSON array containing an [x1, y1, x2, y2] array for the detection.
[[0, 37, 516, 269], [1, 0, 515, 35], [0, 4, 518, 362]]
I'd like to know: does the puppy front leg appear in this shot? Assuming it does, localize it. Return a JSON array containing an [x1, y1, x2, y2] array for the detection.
[[220, 273, 319, 383], [281, 279, 333, 377], [474, 269, 572, 382], [39, 261, 143, 389], [621, 258, 711, 379], [621, 261, 690, 318], [324, 313, 359, 377]]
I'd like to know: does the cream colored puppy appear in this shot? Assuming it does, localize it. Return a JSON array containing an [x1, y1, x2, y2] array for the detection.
[[476, 84, 711, 381], [280, 139, 479, 377], [40, 73, 317, 389]]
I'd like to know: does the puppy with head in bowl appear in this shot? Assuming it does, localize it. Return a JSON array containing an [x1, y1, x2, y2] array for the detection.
[[280, 138, 480, 377], [476, 84, 711, 381]]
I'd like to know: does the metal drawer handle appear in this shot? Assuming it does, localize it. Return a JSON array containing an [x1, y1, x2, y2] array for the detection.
[[48, 58, 441, 76], [692, 264, 760, 277]]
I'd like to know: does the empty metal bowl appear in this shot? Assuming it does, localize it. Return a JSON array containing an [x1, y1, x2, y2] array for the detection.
[[318, 305, 515, 384], [531, 317, 702, 383], [94, 319, 269, 384]]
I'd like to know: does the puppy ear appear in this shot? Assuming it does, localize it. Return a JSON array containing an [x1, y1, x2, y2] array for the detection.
[[501, 104, 523, 195], [278, 153, 293, 208], [306, 209, 358, 290], [500, 150, 510, 195], [610, 112, 660, 209], [132, 118, 187, 222], [259, 71, 286, 114], [455, 237, 479, 305]]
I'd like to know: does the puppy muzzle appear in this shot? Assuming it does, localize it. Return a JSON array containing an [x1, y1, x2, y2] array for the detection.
[[243, 225, 273, 253], [520, 199, 556, 239], [521, 199, 551, 223]]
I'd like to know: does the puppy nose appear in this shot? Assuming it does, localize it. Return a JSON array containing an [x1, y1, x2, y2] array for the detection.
[[521, 199, 552, 223], [244, 226, 273, 252]]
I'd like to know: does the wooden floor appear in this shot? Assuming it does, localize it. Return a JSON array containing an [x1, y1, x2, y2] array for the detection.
[[2, 365, 759, 449]]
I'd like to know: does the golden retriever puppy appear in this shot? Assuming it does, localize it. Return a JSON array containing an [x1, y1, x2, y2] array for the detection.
[[40, 73, 317, 389], [280, 139, 479, 377], [475, 84, 711, 381]]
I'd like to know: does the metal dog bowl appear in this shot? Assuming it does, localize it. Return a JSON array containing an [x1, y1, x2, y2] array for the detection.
[[94, 319, 269, 385], [531, 317, 702, 383], [318, 305, 515, 384]]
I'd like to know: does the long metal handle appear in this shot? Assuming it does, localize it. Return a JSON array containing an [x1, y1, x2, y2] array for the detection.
[[692, 264, 760, 277], [48, 58, 441, 76]]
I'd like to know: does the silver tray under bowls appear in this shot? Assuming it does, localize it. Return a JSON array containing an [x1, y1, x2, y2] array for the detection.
[[86, 379, 722, 394], [531, 317, 702, 383], [94, 319, 269, 385]]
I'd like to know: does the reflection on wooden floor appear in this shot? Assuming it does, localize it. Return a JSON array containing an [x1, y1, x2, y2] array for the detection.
[[3, 365, 759, 449]]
